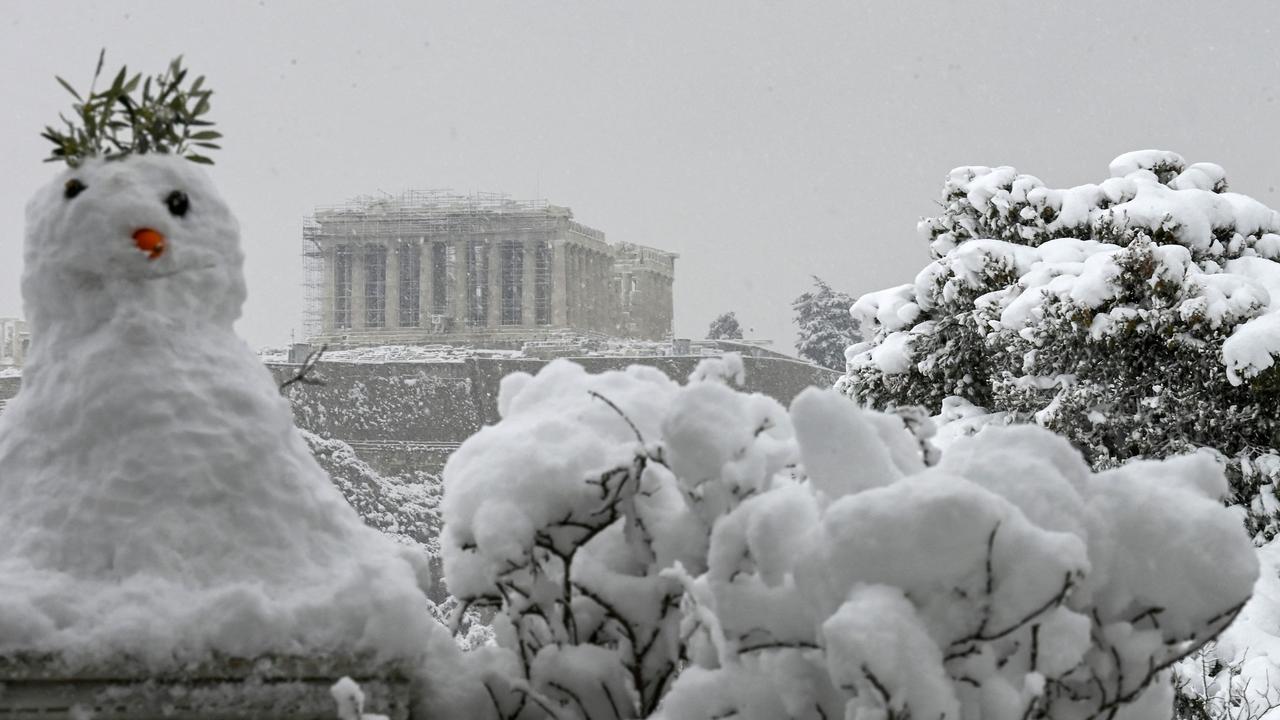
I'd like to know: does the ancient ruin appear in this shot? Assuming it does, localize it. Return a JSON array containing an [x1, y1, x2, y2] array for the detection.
[[303, 191, 676, 347]]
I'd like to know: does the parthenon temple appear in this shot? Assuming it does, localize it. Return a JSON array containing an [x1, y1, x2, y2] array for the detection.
[[303, 191, 676, 346]]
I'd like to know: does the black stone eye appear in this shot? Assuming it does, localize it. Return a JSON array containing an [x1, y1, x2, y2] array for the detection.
[[64, 179, 86, 200], [165, 190, 189, 217]]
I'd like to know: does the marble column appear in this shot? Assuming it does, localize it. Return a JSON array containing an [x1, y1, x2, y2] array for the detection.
[[551, 239, 568, 327]]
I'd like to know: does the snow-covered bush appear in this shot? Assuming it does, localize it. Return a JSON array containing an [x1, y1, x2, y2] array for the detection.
[[303, 430, 441, 553], [1173, 540, 1280, 720], [840, 151, 1280, 540], [1174, 644, 1280, 720], [439, 355, 1257, 720], [426, 595, 495, 652], [792, 275, 860, 370]]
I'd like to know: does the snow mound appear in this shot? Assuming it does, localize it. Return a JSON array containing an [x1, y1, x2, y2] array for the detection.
[[0, 155, 446, 670], [1108, 149, 1188, 180]]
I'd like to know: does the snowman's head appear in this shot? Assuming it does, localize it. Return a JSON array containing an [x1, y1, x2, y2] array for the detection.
[[22, 153, 246, 334]]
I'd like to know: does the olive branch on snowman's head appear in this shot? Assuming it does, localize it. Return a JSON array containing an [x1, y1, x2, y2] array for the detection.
[[41, 50, 221, 168]]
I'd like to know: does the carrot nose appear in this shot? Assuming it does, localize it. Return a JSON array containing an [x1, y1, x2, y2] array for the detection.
[[132, 228, 166, 260]]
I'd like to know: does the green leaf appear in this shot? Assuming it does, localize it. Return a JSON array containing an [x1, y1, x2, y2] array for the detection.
[[43, 51, 221, 167], [92, 48, 106, 85], [55, 76, 83, 102], [185, 153, 214, 165]]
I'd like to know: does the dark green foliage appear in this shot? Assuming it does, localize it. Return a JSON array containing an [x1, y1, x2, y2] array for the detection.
[[792, 276, 860, 371], [41, 50, 221, 167], [706, 311, 744, 340], [986, 239, 1280, 537]]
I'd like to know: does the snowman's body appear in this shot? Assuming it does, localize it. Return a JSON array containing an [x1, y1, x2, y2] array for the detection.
[[0, 155, 442, 669]]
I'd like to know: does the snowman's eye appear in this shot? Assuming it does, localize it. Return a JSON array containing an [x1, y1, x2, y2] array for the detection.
[[166, 190, 189, 217], [64, 179, 86, 200]]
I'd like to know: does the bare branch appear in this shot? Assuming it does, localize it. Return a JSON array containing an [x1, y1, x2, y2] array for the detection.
[[278, 343, 328, 392], [588, 390, 645, 444]]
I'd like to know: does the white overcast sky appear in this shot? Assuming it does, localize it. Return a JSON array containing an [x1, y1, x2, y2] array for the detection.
[[2, 1, 1279, 351]]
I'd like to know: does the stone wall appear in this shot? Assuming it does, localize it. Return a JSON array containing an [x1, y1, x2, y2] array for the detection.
[[0, 376, 19, 412], [271, 354, 836, 474]]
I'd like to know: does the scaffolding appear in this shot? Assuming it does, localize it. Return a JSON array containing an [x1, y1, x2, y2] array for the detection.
[[332, 246, 352, 330]]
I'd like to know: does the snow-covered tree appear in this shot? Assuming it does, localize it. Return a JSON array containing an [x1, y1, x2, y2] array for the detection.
[[705, 311, 743, 339], [302, 430, 441, 554], [840, 150, 1280, 541], [792, 275, 860, 370], [438, 355, 1257, 720]]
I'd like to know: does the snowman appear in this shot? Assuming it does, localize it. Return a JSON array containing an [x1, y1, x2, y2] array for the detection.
[[0, 63, 451, 682]]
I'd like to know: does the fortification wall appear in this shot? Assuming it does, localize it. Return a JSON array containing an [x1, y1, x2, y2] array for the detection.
[[274, 356, 831, 434], [269, 355, 837, 474], [0, 377, 19, 411]]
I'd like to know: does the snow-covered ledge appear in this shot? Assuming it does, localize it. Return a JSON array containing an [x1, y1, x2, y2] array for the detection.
[[0, 654, 412, 719]]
